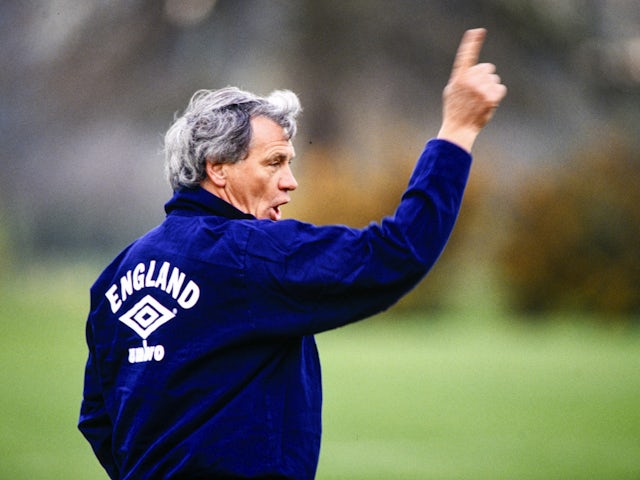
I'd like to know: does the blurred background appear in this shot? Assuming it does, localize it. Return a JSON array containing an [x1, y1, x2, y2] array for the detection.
[[2, 0, 639, 316], [1, 1, 639, 479]]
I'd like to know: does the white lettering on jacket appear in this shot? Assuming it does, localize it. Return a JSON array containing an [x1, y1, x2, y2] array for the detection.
[[105, 260, 200, 314], [128, 340, 165, 364]]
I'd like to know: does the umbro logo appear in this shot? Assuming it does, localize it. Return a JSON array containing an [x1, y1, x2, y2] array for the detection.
[[106, 260, 202, 364], [119, 295, 174, 364], [119, 295, 176, 340]]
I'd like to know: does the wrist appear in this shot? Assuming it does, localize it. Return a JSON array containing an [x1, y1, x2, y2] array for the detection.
[[436, 124, 478, 153]]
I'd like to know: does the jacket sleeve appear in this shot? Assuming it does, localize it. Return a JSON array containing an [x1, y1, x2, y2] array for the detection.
[[78, 322, 119, 479], [245, 139, 472, 336]]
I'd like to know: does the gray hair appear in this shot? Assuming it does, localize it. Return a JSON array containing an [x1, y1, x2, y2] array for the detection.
[[164, 86, 302, 191]]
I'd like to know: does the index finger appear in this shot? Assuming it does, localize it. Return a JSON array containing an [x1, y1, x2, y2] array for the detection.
[[450, 28, 486, 79]]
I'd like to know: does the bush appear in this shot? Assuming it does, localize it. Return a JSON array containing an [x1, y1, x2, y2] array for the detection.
[[497, 133, 640, 316]]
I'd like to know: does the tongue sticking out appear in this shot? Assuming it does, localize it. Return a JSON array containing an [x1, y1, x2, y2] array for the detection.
[[271, 206, 282, 221]]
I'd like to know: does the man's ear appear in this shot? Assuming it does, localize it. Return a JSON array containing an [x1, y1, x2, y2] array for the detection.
[[206, 162, 227, 188]]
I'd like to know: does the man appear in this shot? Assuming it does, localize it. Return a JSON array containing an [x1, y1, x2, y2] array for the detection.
[[79, 28, 506, 479]]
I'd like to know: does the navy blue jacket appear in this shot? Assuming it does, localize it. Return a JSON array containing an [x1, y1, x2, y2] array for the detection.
[[79, 139, 471, 479]]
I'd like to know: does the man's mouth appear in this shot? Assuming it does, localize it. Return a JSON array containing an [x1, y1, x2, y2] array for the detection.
[[270, 205, 282, 221], [268, 196, 291, 221]]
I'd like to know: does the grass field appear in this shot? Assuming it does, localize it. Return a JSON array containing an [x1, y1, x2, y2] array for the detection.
[[1, 262, 639, 479]]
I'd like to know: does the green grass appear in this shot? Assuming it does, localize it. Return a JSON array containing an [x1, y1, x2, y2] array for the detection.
[[316, 316, 640, 479], [1, 262, 639, 479], [0, 262, 106, 480]]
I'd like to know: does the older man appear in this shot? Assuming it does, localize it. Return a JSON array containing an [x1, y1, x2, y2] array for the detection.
[[79, 28, 505, 479]]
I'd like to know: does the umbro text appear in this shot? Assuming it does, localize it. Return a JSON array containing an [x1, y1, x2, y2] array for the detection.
[[129, 340, 165, 363]]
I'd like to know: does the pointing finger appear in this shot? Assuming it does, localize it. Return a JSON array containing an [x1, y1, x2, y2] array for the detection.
[[450, 28, 486, 79]]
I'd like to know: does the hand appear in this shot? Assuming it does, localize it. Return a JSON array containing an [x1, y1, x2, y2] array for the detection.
[[437, 28, 507, 152]]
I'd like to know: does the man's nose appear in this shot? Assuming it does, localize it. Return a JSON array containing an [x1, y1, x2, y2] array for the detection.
[[280, 165, 298, 191]]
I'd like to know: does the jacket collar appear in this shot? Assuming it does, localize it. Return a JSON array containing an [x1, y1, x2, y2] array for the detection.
[[164, 187, 256, 220]]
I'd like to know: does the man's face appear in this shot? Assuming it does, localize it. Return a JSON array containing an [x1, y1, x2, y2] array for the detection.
[[222, 116, 297, 220]]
